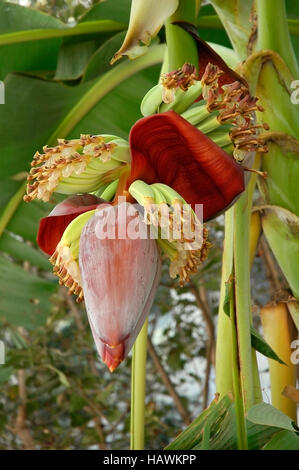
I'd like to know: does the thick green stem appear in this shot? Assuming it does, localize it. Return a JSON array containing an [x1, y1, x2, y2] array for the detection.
[[233, 191, 255, 412], [233, 159, 263, 410], [165, 0, 198, 71], [170, 1, 197, 23], [216, 168, 262, 407], [130, 319, 148, 450], [233, 156, 263, 411], [229, 274, 248, 450], [257, 0, 299, 77], [215, 209, 234, 397], [248, 159, 263, 405]]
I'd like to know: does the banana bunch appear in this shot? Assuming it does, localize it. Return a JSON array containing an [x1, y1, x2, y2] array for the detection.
[[129, 180, 210, 285], [141, 81, 203, 117]]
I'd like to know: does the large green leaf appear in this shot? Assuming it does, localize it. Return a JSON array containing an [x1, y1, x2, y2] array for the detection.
[[0, 231, 49, 270], [82, 31, 127, 82], [0, 45, 163, 181], [0, 0, 63, 79], [1, 73, 90, 179], [261, 205, 299, 299], [194, 409, 280, 450], [262, 429, 299, 450], [53, 0, 132, 81], [247, 402, 297, 432], [6, 197, 64, 244], [258, 140, 299, 217], [0, 0, 128, 80], [208, 0, 299, 66], [166, 394, 281, 450], [208, 0, 254, 59], [54, 35, 111, 81], [78, 0, 131, 24], [197, 4, 231, 48], [0, 255, 57, 329], [286, 0, 299, 63], [0, 0, 63, 34], [165, 395, 231, 450], [197, 3, 299, 63]]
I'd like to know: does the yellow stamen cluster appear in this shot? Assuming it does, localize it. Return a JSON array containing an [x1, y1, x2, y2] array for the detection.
[[50, 242, 83, 303], [201, 63, 224, 86], [169, 225, 210, 286], [24, 135, 116, 203], [201, 63, 269, 160], [161, 63, 198, 104], [143, 200, 211, 286]]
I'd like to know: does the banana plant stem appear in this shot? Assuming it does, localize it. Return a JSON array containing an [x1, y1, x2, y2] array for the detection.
[[233, 190, 256, 412], [215, 208, 234, 397], [229, 273, 248, 450], [130, 319, 148, 450], [248, 157, 263, 405], [165, 0, 198, 71], [257, 0, 299, 77], [217, 164, 262, 408], [170, 1, 197, 23]]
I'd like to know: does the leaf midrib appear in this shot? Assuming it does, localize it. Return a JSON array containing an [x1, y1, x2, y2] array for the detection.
[[0, 20, 127, 45]]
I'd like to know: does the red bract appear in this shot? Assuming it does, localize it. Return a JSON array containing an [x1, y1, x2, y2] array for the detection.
[[79, 203, 161, 372], [128, 111, 245, 220], [37, 194, 105, 256]]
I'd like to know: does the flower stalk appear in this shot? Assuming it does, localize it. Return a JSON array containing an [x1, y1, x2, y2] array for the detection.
[[216, 156, 262, 408], [165, 0, 198, 71], [233, 190, 256, 412], [257, 0, 299, 77], [228, 273, 248, 450], [215, 208, 234, 398], [130, 319, 148, 450]]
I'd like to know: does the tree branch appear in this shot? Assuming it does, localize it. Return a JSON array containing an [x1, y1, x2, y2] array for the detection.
[[147, 337, 191, 426], [13, 369, 36, 450]]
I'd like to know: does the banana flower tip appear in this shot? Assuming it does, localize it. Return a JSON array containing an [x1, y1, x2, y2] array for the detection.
[[102, 342, 125, 373]]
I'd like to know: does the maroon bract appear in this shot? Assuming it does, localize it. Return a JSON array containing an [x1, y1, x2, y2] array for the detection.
[[128, 111, 245, 220], [37, 194, 105, 256]]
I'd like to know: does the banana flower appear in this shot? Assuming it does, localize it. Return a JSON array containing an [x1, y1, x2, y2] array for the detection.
[[23, 39, 257, 371]]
